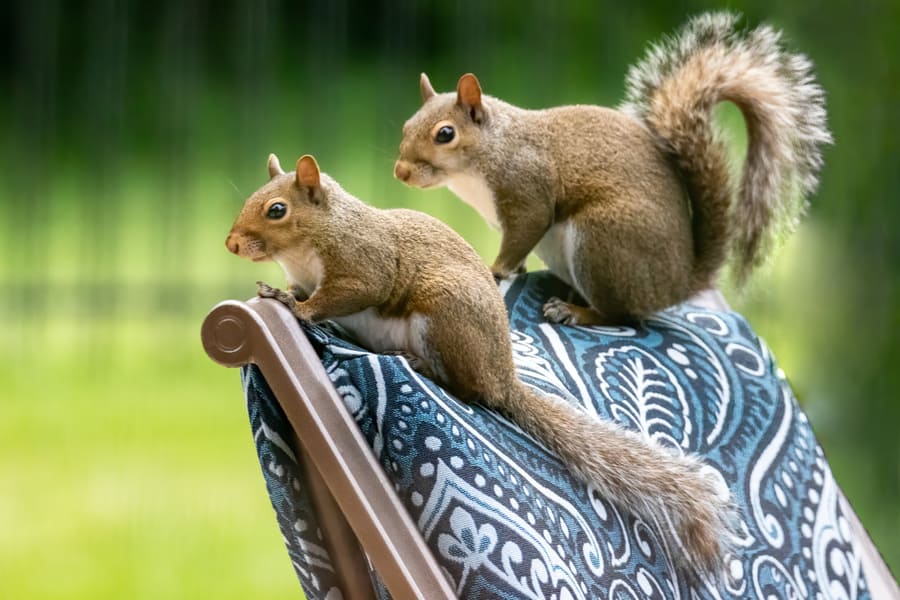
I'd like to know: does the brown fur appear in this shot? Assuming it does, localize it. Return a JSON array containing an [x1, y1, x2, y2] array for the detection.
[[395, 12, 830, 323], [228, 154, 738, 578]]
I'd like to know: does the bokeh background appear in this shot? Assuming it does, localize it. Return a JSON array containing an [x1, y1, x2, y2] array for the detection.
[[2, 0, 897, 597]]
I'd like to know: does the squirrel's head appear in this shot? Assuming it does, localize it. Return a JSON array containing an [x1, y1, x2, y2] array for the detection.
[[394, 72, 488, 189], [226, 154, 327, 262]]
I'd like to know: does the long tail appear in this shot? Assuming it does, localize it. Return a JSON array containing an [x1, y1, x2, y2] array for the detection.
[[505, 384, 737, 577], [620, 12, 832, 286]]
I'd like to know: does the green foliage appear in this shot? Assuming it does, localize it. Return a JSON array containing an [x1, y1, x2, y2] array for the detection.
[[1, 1, 897, 596], [0, 316, 300, 598]]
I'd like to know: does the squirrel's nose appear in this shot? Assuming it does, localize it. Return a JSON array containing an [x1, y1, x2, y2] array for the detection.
[[226, 234, 240, 255], [394, 161, 411, 182]]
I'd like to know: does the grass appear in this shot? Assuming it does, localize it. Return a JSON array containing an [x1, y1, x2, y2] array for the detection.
[[0, 315, 302, 599]]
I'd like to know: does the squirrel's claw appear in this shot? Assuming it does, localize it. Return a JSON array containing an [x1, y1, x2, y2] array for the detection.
[[256, 280, 278, 298], [543, 297, 576, 324], [256, 281, 299, 312]]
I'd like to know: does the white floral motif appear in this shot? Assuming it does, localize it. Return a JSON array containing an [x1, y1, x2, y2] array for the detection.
[[749, 385, 793, 548], [511, 329, 582, 405], [438, 507, 499, 588], [596, 346, 690, 450], [654, 312, 731, 446], [751, 555, 805, 599], [812, 470, 864, 600], [420, 461, 588, 599]]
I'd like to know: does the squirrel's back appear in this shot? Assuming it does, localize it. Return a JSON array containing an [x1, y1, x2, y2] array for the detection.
[[535, 105, 686, 216], [384, 208, 494, 278]]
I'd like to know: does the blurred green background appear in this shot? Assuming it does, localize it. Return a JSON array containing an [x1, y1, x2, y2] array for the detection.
[[1, 0, 897, 597]]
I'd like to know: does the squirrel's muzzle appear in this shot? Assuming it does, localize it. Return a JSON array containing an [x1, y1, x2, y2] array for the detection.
[[393, 161, 412, 182], [226, 232, 241, 255], [226, 231, 268, 262]]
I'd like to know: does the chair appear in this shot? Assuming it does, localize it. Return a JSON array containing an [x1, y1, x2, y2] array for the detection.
[[201, 271, 896, 599]]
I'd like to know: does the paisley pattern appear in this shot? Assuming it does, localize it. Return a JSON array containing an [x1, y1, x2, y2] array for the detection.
[[241, 271, 871, 599]]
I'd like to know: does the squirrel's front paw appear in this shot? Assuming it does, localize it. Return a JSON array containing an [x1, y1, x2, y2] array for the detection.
[[256, 281, 298, 310], [256, 281, 278, 297]]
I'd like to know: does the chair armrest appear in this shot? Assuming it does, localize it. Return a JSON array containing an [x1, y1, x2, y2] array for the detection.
[[202, 298, 456, 600]]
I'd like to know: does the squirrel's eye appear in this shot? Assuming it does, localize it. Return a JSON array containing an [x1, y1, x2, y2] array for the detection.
[[434, 125, 455, 144], [266, 202, 287, 220]]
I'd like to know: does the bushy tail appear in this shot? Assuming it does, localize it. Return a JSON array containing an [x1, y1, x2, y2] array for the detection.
[[620, 12, 832, 286], [505, 384, 737, 578]]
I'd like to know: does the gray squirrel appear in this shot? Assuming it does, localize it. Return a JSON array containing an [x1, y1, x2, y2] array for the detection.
[[226, 154, 737, 577], [394, 12, 832, 325]]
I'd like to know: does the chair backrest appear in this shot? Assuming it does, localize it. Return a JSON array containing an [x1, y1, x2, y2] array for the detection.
[[202, 292, 898, 600]]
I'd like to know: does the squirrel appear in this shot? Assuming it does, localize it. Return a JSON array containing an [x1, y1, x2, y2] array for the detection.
[[393, 12, 832, 325], [226, 153, 737, 578]]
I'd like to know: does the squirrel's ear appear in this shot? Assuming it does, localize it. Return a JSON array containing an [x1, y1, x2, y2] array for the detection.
[[296, 154, 321, 186], [267, 153, 284, 179], [456, 73, 484, 124], [296, 155, 321, 188], [296, 155, 323, 204], [419, 72, 436, 102]]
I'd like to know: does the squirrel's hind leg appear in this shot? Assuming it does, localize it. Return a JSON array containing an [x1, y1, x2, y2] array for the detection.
[[383, 350, 438, 380], [543, 297, 635, 327]]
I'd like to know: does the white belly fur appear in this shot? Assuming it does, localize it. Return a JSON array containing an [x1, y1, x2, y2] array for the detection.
[[277, 245, 325, 297], [277, 245, 429, 359], [446, 172, 500, 229], [534, 220, 577, 287], [334, 309, 430, 357]]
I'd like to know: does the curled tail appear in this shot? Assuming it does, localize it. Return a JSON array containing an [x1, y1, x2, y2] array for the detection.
[[505, 384, 737, 577], [620, 12, 832, 286]]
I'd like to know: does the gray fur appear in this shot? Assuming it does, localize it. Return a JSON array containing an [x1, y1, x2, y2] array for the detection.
[[621, 11, 832, 281]]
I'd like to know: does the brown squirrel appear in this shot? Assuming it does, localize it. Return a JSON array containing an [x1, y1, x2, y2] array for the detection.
[[394, 12, 832, 325], [226, 153, 737, 576]]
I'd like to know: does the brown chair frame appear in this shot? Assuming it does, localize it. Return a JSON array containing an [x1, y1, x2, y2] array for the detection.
[[202, 297, 456, 599]]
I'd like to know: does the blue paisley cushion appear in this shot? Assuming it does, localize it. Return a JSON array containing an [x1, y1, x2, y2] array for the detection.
[[241, 271, 871, 599]]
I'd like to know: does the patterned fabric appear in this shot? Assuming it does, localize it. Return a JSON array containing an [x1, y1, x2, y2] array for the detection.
[[242, 271, 871, 599]]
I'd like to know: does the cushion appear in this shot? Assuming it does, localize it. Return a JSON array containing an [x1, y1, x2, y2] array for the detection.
[[242, 271, 871, 599]]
